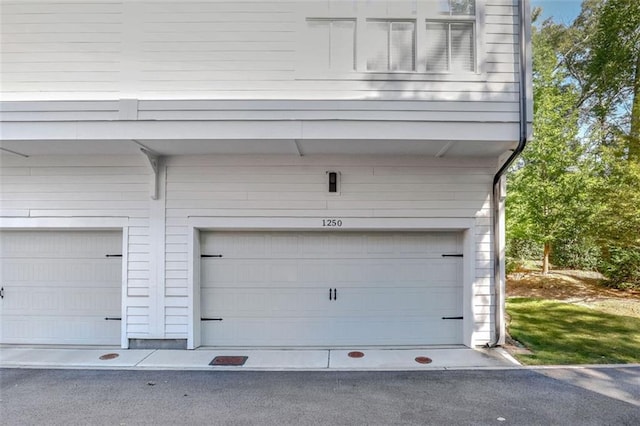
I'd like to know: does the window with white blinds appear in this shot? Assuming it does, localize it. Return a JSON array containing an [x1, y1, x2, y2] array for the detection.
[[366, 20, 415, 72], [302, 0, 477, 75], [438, 0, 476, 16], [426, 21, 475, 72], [306, 19, 356, 72], [424, 0, 476, 72]]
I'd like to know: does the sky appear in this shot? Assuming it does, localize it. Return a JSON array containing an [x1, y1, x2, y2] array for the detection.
[[531, 0, 583, 24]]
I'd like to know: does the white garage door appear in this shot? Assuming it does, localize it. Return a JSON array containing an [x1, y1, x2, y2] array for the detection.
[[0, 230, 122, 345], [201, 231, 463, 347]]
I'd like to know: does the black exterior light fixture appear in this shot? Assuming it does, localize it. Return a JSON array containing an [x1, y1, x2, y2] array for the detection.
[[327, 171, 340, 193]]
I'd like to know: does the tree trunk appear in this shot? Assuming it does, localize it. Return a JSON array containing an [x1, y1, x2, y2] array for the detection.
[[542, 242, 551, 274], [629, 52, 640, 162]]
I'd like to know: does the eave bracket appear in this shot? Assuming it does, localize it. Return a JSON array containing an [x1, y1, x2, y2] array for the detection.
[[140, 147, 161, 200]]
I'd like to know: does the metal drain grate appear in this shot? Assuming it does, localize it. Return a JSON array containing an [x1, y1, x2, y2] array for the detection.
[[209, 356, 248, 366]]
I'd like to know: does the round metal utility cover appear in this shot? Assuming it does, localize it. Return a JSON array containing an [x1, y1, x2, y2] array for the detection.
[[348, 351, 365, 358], [99, 353, 120, 360], [415, 356, 432, 364]]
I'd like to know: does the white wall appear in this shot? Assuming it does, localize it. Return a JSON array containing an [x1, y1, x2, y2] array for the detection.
[[0, 153, 496, 345], [163, 155, 495, 344], [0, 0, 519, 346], [0, 0, 528, 128]]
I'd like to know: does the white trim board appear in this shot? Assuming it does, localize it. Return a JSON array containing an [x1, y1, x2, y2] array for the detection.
[[186, 217, 478, 349], [188, 217, 475, 232], [0, 217, 129, 230]]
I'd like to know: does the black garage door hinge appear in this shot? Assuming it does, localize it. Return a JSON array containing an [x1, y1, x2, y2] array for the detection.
[[201, 318, 223, 321], [442, 316, 464, 320], [105, 254, 122, 258], [104, 317, 121, 321], [442, 254, 463, 257], [201, 254, 223, 258]]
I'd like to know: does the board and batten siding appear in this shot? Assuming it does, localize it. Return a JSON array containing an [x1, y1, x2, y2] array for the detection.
[[163, 155, 495, 344], [0, 0, 528, 128], [0, 155, 154, 338]]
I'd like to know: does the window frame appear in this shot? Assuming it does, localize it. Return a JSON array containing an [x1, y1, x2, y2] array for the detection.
[[436, 0, 477, 17], [365, 19, 417, 72], [424, 19, 476, 74], [304, 18, 358, 73], [296, 0, 485, 80]]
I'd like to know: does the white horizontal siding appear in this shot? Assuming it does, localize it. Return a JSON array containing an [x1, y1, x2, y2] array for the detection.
[[2, 99, 519, 125], [0, 0, 122, 97], [0, 0, 524, 124], [162, 154, 494, 342], [0, 155, 153, 336]]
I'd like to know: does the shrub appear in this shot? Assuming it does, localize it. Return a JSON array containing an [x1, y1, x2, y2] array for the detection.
[[506, 238, 541, 262], [599, 246, 640, 289], [550, 237, 601, 270]]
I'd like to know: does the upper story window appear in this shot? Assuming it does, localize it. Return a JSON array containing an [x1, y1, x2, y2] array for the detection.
[[426, 0, 476, 72], [365, 20, 415, 72], [301, 0, 478, 75], [437, 0, 475, 16], [306, 19, 356, 72]]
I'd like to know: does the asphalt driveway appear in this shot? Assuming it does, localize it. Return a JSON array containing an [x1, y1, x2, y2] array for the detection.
[[1, 368, 638, 425]]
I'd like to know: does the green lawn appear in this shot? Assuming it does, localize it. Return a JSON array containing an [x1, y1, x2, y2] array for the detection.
[[506, 298, 640, 365]]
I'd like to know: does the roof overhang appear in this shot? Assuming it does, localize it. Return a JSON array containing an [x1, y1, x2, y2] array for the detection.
[[0, 137, 516, 158], [1, 100, 519, 158]]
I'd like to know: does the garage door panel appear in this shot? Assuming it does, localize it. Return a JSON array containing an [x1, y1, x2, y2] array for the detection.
[[201, 231, 463, 347], [204, 259, 459, 289], [1, 286, 120, 315], [204, 260, 303, 287], [429, 261, 460, 279], [204, 317, 462, 347], [332, 318, 462, 345], [1, 316, 120, 345], [203, 233, 268, 257], [202, 232, 461, 260], [333, 288, 462, 317], [0, 231, 121, 259], [0, 230, 122, 345], [202, 287, 331, 318], [203, 318, 339, 347], [3, 259, 121, 283]]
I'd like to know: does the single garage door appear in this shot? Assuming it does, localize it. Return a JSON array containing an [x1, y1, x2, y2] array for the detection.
[[0, 230, 122, 345], [201, 231, 463, 347]]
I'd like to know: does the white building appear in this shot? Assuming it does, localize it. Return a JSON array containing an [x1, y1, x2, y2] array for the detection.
[[0, 0, 532, 350]]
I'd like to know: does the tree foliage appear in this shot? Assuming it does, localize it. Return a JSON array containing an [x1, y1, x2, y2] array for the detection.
[[591, 149, 640, 285], [507, 16, 586, 273], [565, 0, 640, 157], [506, 0, 640, 287]]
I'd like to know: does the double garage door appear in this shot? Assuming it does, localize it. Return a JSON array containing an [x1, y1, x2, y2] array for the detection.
[[0, 231, 122, 345], [201, 231, 464, 347]]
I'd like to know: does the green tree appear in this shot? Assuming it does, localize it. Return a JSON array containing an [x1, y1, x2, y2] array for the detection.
[[507, 17, 588, 274], [565, 0, 640, 159], [590, 146, 640, 286], [565, 0, 640, 286]]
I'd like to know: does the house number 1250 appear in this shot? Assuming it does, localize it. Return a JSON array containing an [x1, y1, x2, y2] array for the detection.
[[322, 219, 343, 227]]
